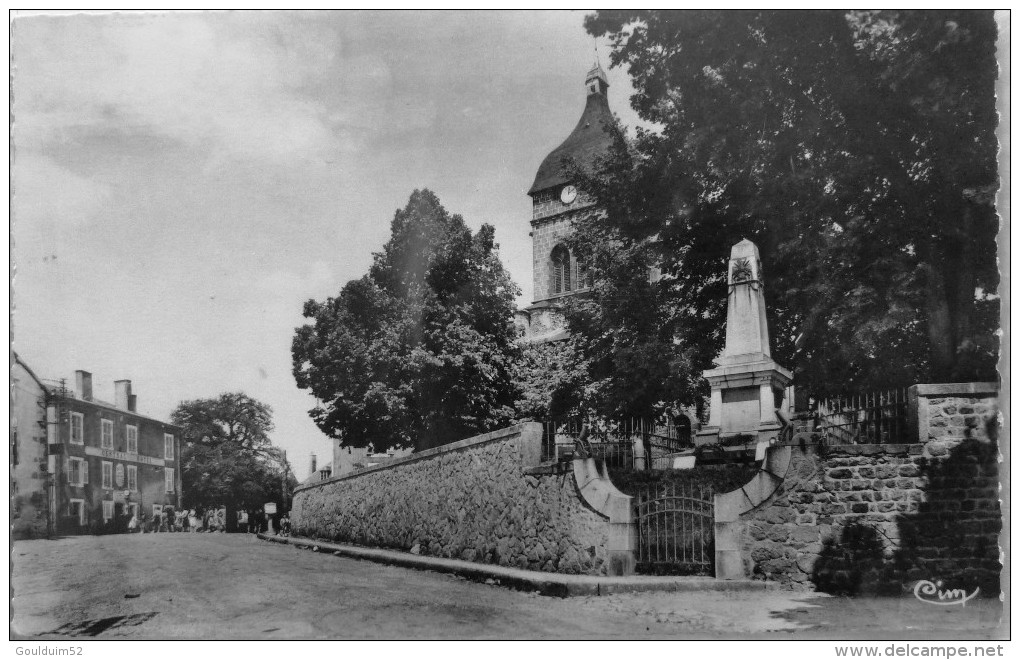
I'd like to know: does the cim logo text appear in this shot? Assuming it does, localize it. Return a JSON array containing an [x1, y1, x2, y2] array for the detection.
[[913, 580, 980, 607]]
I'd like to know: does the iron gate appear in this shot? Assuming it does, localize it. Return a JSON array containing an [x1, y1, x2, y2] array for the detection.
[[634, 481, 715, 576]]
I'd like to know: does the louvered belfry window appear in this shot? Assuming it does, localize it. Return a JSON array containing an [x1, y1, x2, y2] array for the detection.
[[576, 257, 590, 290], [551, 245, 571, 295]]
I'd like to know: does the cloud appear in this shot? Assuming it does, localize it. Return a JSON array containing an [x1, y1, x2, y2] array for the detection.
[[12, 12, 358, 163], [12, 156, 113, 227]]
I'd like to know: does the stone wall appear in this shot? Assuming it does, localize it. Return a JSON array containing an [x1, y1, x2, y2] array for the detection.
[[910, 382, 1000, 450], [736, 384, 1000, 595], [291, 423, 613, 575], [531, 188, 594, 222]]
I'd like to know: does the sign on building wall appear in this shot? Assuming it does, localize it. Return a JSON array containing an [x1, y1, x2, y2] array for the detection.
[[84, 446, 169, 466]]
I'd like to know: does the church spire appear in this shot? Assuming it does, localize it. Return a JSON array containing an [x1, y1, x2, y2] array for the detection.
[[585, 46, 609, 97], [528, 58, 618, 195]]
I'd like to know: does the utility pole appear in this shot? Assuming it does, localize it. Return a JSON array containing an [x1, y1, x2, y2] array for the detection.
[[281, 449, 289, 512]]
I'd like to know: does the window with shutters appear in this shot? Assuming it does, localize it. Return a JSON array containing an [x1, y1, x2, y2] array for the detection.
[[102, 500, 114, 522], [164, 433, 174, 460], [126, 425, 138, 453], [70, 412, 84, 445], [67, 457, 87, 486], [127, 465, 137, 491], [165, 467, 175, 493], [551, 244, 571, 294], [101, 461, 113, 489], [101, 419, 114, 449]]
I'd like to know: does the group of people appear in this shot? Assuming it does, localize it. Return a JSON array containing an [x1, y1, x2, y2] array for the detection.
[[123, 506, 291, 535], [126, 506, 227, 533]]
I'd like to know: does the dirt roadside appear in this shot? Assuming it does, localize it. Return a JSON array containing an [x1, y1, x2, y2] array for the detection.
[[10, 533, 1005, 640]]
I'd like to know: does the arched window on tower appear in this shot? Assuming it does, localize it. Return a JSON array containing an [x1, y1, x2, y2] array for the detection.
[[551, 244, 571, 295]]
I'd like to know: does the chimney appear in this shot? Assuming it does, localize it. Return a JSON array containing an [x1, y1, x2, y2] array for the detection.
[[114, 380, 132, 411], [309, 453, 317, 476], [128, 394, 137, 413], [75, 370, 93, 401]]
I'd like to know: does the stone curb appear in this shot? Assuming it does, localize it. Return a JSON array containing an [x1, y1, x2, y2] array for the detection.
[[257, 534, 768, 598]]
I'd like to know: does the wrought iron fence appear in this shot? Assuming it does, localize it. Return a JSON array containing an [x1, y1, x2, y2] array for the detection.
[[813, 388, 909, 444], [540, 417, 693, 468], [633, 480, 714, 576]]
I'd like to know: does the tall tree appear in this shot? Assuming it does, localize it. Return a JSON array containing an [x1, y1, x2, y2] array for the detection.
[[515, 339, 591, 421], [171, 392, 294, 511], [292, 189, 521, 452], [574, 10, 998, 402]]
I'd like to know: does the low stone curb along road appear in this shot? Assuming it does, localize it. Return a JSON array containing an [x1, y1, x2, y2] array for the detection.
[[260, 533, 766, 597], [12, 534, 1004, 640]]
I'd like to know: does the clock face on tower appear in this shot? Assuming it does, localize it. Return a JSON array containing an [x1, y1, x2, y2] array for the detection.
[[560, 185, 578, 205]]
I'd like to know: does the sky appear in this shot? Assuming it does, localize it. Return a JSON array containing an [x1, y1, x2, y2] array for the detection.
[[11, 10, 646, 480]]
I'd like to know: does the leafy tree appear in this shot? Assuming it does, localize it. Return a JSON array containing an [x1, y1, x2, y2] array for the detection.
[[573, 10, 998, 402], [292, 189, 521, 452], [171, 392, 294, 512], [514, 339, 590, 421]]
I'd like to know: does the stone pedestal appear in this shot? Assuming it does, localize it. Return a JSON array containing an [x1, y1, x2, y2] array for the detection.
[[699, 239, 792, 445]]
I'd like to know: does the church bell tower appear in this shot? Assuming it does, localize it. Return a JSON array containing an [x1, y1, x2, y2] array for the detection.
[[516, 61, 618, 342]]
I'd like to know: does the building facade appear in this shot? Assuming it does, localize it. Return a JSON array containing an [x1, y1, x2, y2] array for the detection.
[[11, 354, 51, 539], [45, 369, 183, 534], [515, 61, 619, 342], [331, 442, 413, 479]]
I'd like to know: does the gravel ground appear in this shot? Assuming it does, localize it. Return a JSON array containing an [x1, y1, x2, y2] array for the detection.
[[10, 533, 1005, 640]]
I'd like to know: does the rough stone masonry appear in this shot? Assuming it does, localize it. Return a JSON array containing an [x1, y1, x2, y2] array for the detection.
[[291, 424, 612, 575], [739, 385, 1000, 595]]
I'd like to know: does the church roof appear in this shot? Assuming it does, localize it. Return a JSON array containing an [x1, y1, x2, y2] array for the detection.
[[528, 70, 618, 196]]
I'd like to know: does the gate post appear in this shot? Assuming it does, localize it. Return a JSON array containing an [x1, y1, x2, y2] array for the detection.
[[573, 456, 636, 576], [713, 497, 745, 580], [712, 444, 792, 579]]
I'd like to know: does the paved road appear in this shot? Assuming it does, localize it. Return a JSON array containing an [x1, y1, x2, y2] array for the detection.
[[11, 534, 1005, 640]]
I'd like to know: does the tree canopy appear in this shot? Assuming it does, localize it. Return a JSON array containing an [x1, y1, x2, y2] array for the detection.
[[514, 339, 590, 421], [568, 10, 999, 409], [292, 189, 521, 452], [171, 392, 293, 511]]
